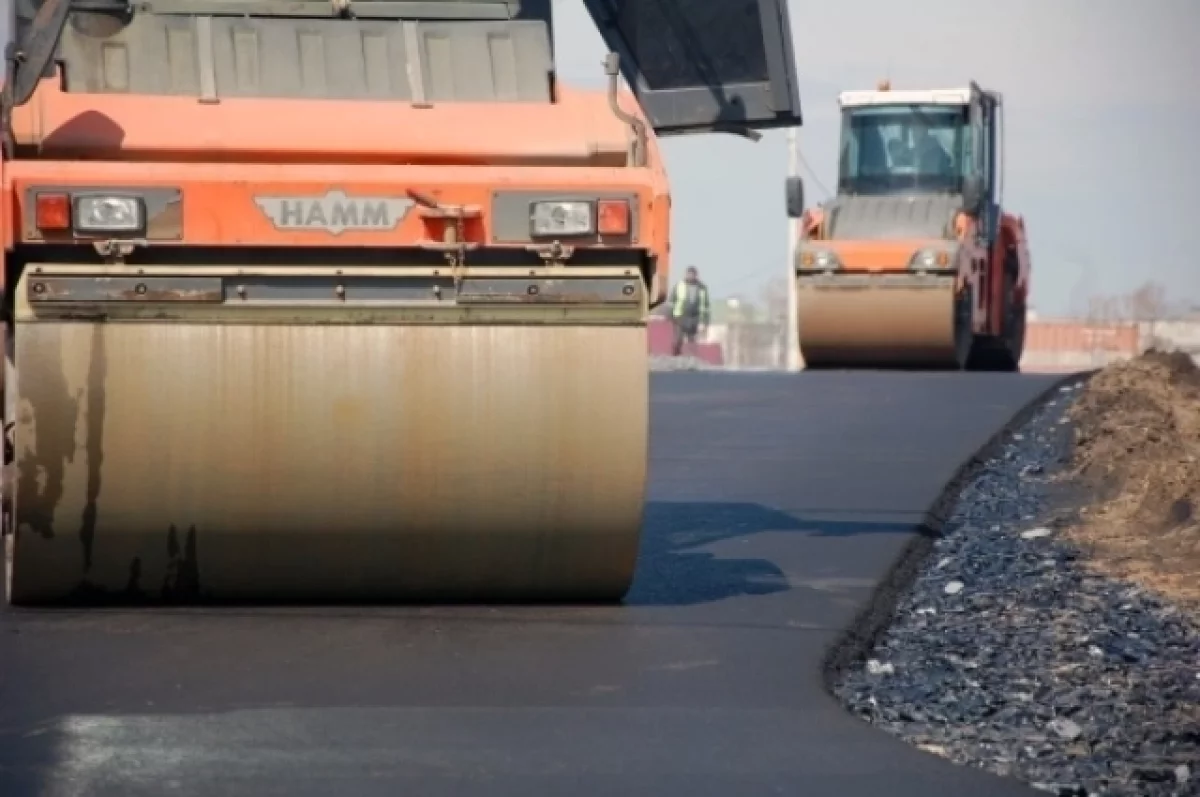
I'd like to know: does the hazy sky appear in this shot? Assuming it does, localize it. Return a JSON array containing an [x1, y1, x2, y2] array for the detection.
[[4, 3, 1195, 315], [552, 0, 1199, 317]]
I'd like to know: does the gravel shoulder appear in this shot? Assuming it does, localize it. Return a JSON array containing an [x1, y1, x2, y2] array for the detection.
[[834, 356, 1200, 797]]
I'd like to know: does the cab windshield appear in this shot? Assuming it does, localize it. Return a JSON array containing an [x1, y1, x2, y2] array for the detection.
[[837, 103, 969, 196]]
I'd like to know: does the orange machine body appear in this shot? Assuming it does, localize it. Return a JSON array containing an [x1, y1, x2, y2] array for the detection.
[[797, 204, 1031, 338], [3, 76, 674, 304]]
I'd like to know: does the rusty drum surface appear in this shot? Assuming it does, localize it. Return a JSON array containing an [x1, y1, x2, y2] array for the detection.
[[5, 265, 649, 604], [797, 273, 960, 369]]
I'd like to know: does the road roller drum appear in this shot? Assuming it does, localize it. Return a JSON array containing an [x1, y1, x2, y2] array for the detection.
[[796, 273, 971, 369], [4, 267, 648, 604]]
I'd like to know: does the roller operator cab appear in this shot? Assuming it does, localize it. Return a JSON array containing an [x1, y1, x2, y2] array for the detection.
[[786, 81, 1030, 371], [0, 0, 804, 605]]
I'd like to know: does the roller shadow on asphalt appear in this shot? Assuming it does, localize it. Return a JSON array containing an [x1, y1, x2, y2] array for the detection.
[[626, 501, 916, 607]]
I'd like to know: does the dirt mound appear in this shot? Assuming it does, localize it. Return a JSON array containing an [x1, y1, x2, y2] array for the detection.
[[1061, 350, 1200, 610]]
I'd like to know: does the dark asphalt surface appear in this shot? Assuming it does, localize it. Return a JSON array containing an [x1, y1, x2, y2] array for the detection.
[[0, 371, 1061, 797]]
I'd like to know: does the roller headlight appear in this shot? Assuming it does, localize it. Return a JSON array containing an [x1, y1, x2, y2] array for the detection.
[[529, 201, 594, 237], [799, 249, 840, 270], [74, 195, 144, 233], [909, 248, 952, 269]]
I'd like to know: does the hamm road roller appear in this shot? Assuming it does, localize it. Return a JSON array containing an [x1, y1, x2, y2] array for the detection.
[[786, 80, 1030, 370], [1, 0, 804, 604]]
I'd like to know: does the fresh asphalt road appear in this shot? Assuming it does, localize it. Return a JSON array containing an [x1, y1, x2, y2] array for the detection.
[[0, 371, 1063, 797]]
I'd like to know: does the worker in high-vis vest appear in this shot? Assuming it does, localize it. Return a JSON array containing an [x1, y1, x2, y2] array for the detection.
[[669, 266, 711, 356]]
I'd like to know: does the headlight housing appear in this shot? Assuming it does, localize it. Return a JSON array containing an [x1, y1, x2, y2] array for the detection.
[[529, 201, 594, 237], [909, 248, 952, 270], [799, 249, 840, 270], [73, 195, 145, 234]]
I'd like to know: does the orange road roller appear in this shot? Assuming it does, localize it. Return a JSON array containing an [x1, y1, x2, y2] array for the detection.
[[786, 80, 1030, 371], [1, 0, 804, 604]]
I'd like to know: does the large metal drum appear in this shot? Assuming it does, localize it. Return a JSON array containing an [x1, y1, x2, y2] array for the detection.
[[797, 272, 964, 369], [5, 265, 649, 604]]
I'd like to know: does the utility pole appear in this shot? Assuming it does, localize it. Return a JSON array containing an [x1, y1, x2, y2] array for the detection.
[[785, 127, 802, 372]]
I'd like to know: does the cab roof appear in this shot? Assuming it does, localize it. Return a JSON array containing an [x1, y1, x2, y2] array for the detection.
[[837, 87, 973, 108]]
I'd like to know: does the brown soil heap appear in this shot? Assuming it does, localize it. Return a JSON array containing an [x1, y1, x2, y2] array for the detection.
[[1061, 350, 1200, 611]]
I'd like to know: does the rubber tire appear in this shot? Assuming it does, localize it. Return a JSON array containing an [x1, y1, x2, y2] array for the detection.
[[3, 321, 13, 606], [952, 289, 975, 370], [967, 269, 1023, 372]]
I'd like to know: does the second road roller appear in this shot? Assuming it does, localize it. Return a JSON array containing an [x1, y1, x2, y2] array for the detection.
[[786, 80, 1031, 371], [0, 0, 805, 604]]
